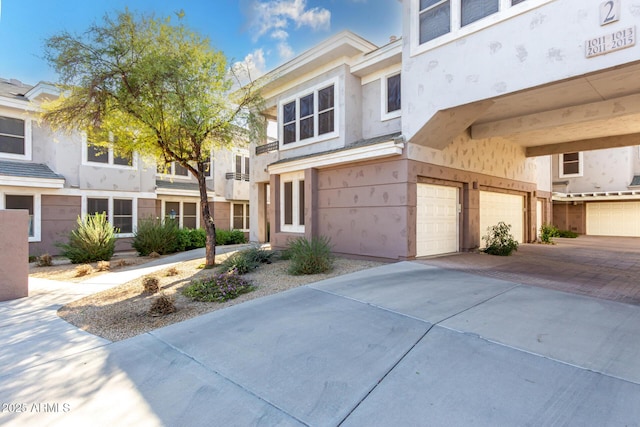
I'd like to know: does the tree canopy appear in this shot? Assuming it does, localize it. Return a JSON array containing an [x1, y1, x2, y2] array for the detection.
[[43, 9, 264, 265]]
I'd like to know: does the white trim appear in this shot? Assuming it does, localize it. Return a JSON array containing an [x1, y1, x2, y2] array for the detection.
[[0, 97, 36, 111], [411, 0, 555, 57], [0, 175, 64, 188], [361, 63, 402, 86], [268, 138, 405, 175], [381, 71, 402, 121], [81, 134, 138, 170], [82, 195, 138, 238], [24, 82, 60, 101], [278, 77, 340, 151], [0, 113, 32, 161], [231, 202, 250, 231], [553, 191, 640, 202], [558, 152, 584, 178], [156, 161, 193, 181], [160, 199, 201, 229], [280, 171, 305, 233], [1, 192, 41, 242], [351, 39, 402, 78]]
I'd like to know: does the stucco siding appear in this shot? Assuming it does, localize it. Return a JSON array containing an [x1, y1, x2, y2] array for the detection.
[[361, 80, 402, 140], [30, 195, 81, 256], [552, 147, 634, 193]]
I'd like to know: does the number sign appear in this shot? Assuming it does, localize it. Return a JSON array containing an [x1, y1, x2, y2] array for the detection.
[[586, 26, 636, 58], [600, 0, 620, 26]]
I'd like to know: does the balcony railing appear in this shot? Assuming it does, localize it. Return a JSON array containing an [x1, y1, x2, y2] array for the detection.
[[225, 172, 250, 182], [255, 141, 279, 155]]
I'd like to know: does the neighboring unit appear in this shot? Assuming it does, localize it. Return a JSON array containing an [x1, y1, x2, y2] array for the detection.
[[0, 78, 249, 256], [249, 0, 640, 260]]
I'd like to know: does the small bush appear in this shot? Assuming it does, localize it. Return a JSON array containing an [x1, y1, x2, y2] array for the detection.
[[96, 260, 110, 271], [215, 229, 247, 245], [28, 255, 38, 263], [540, 223, 558, 244], [286, 236, 334, 275], [183, 270, 255, 302], [37, 253, 53, 267], [557, 229, 579, 238], [177, 228, 207, 252], [148, 293, 176, 317], [57, 213, 116, 263], [133, 218, 180, 256], [148, 251, 160, 259], [74, 264, 93, 277], [142, 276, 160, 294], [166, 266, 179, 277], [114, 259, 129, 268], [219, 246, 275, 275], [483, 222, 519, 256]]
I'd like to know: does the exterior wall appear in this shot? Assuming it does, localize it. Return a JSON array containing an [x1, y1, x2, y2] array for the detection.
[[0, 210, 28, 301], [211, 201, 231, 231], [361, 79, 402, 140], [552, 147, 634, 193], [344, 70, 363, 145], [536, 156, 552, 193], [29, 195, 81, 256], [553, 201, 586, 234], [401, 0, 640, 142]]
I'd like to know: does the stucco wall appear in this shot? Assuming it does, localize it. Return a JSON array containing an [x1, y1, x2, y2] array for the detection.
[[407, 132, 539, 183], [552, 147, 634, 193], [361, 79, 402, 140], [29, 195, 81, 256], [210, 201, 231, 230], [553, 201, 586, 233], [0, 210, 28, 301], [401, 0, 640, 141]]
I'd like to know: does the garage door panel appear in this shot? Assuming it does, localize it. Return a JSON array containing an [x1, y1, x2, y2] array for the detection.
[[417, 184, 459, 257], [586, 202, 640, 237], [480, 191, 524, 244]]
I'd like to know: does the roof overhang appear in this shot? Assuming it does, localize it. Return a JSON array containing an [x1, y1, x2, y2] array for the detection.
[[553, 191, 640, 202], [0, 175, 65, 189]]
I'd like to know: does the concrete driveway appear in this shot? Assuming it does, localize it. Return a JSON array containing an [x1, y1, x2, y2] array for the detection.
[[2, 257, 640, 426]]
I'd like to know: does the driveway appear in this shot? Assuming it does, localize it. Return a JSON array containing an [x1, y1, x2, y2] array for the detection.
[[2, 257, 640, 426]]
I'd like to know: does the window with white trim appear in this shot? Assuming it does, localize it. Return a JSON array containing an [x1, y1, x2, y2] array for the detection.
[[85, 196, 136, 236], [158, 161, 189, 177], [5, 194, 37, 240], [84, 142, 135, 168], [0, 115, 31, 160], [163, 200, 199, 229], [382, 73, 402, 120], [280, 172, 305, 232], [280, 79, 337, 149], [559, 152, 583, 178], [232, 203, 249, 231]]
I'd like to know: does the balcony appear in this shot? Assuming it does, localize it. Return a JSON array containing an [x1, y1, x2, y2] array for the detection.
[[255, 141, 279, 155], [225, 172, 250, 182]]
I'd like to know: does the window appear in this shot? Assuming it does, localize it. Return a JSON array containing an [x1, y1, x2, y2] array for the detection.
[[166, 201, 181, 224], [512, 0, 526, 4], [87, 145, 108, 163], [232, 203, 249, 230], [382, 73, 402, 120], [231, 153, 250, 181], [158, 161, 190, 177], [5, 195, 34, 237], [280, 172, 305, 232], [280, 80, 337, 148], [113, 151, 133, 166], [183, 203, 197, 229], [461, 0, 499, 27], [0, 115, 30, 159], [559, 152, 583, 178], [84, 196, 136, 236], [419, 0, 451, 44], [85, 142, 135, 168]]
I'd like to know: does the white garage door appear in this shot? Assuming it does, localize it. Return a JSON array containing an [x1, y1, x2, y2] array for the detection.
[[416, 183, 458, 257], [480, 191, 524, 245], [586, 202, 640, 237]]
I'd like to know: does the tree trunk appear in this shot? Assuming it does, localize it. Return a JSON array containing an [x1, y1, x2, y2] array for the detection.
[[196, 172, 216, 267]]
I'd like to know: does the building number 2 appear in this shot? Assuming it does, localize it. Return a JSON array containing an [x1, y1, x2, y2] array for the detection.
[[600, 0, 620, 26]]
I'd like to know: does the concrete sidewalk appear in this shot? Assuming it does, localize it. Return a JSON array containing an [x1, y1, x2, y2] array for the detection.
[[1, 261, 640, 426]]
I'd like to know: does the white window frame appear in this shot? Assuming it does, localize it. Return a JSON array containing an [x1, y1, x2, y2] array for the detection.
[[82, 134, 137, 169], [0, 113, 32, 161], [381, 70, 402, 121], [278, 77, 340, 151], [231, 202, 250, 231], [82, 195, 138, 238], [559, 152, 584, 178], [280, 171, 305, 233], [161, 199, 201, 229], [157, 161, 192, 180], [0, 192, 41, 242], [411, 0, 555, 56]]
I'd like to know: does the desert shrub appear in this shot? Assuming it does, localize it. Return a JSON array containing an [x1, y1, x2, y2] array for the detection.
[[132, 218, 180, 256], [114, 259, 129, 267], [166, 266, 179, 277], [483, 222, 519, 256], [539, 223, 559, 244], [149, 251, 160, 258], [219, 246, 275, 275], [74, 264, 93, 277], [244, 246, 275, 265], [215, 229, 247, 245], [148, 293, 176, 317], [286, 236, 334, 275], [37, 253, 53, 267], [57, 213, 116, 263], [176, 228, 207, 252], [96, 260, 110, 271], [142, 275, 160, 294], [28, 255, 38, 263], [557, 229, 579, 238], [183, 270, 255, 302]]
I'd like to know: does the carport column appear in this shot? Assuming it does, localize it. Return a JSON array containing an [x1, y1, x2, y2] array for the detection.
[[528, 192, 537, 243], [463, 182, 480, 250], [304, 168, 319, 239]]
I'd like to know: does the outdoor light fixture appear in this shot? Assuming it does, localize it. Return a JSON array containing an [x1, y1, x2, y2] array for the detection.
[[169, 209, 177, 220]]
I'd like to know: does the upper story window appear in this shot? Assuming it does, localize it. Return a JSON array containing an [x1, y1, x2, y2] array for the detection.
[[382, 72, 402, 120], [559, 152, 583, 178], [158, 158, 211, 178], [280, 78, 338, 150], [84, 140, 135, 168], [0, 115, 31, 160], [416, 0, 538, 50]]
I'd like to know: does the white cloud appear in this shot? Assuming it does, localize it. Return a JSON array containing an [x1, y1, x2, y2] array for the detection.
[[231, 48, 267, 86], [277, 42, 294, 60]]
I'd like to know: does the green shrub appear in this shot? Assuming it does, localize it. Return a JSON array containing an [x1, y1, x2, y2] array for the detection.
[[219, 246, 275, 275], [215, 229, 247, 245], [176, 228, 207, 252], [539, 223, 558, 244], [483, 222, 519, 256], [557, 229, 579, 238], [133, 218, 180, 256], [57, 213, 116, 263], [183, 271, 255, 302], [286, 236, 334, 275]]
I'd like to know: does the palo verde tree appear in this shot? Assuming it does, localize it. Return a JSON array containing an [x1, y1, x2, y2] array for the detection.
[[42, 10, 263, 267]]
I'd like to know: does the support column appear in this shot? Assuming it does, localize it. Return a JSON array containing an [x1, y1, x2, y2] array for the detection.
[[304, 168, 319, 239], [462, 182, 480, 250]]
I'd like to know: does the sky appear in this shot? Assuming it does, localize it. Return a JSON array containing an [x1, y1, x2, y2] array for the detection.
[[0, 0, 402, 87]]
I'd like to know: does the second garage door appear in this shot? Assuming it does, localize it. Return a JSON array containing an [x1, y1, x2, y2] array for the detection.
[[586, 202, 640, 237], [416, 183, 459, 257], [479, 191, 524, 244]]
